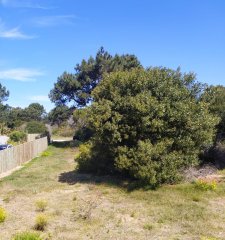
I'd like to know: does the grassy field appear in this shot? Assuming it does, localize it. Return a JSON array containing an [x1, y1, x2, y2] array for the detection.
[[1, 142, 225, 240]]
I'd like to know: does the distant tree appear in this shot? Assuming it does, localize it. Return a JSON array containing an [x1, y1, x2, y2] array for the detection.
[[49, 47, 142, 108], [77, 68, 218, 187], [6, 107, 25, 128], [48, 105, 71, 125], [25, 121, 47, 134], [0, 83, 9, 103], [0, 83, 10, 133], [24, 103, 46, 121]]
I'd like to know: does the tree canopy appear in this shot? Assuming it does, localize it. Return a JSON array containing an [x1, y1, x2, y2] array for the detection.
[[77, 68, 218, 187], [49, 47, 142, 108], [48, 105, 71, 125], [24, 103, 46, 121]]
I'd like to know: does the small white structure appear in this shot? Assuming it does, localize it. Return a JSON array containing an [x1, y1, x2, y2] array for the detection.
[[0, 135, 9, 144]]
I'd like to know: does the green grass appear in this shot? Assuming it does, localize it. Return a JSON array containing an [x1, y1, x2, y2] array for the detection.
[[1, 143, 225, 239], [12, 231, 42, 240]]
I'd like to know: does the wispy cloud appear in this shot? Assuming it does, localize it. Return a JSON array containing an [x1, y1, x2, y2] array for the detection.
[[0, 19, 36, 39], [29, 95, 50, 102], [0, 0, 53, 9], [34, 15, 77, 27], [0, 27, 36, 39], [0, 68, 44, 81]]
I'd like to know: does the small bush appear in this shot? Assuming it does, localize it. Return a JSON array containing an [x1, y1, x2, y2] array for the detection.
[[35, 200, 48, 212], [41, 151, 52, 157], [34, 214, 48, 231], [9, 131, 27, 143], [0, 207, 7, 223], [12, 231, 42, 240], [194, 179, 217, 191]]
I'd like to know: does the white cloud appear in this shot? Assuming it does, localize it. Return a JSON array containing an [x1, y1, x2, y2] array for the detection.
[[34, 15, 76, 27], [0, 27, 35, 39], [0, 68, 44, 81], [0, 19, 36, 39], [29, 95, 50, 102], [0, 0, 52, 9]]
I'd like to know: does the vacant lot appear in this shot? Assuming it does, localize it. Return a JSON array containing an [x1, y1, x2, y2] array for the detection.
[[1, 142, 225, 240]]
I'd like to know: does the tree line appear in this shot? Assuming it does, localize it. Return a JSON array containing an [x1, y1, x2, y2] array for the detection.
[[1, 47, 225, 187]]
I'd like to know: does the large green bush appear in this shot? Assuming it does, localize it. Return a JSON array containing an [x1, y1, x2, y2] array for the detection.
[[25, 121, 47, 134], [77, 68, 218, 187], [9, 131, 27, 143]]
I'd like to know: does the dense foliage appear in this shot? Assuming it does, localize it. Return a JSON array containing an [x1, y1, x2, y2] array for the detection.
[[9, 131, 27, 143], [49, 47, 142, 108], [201, 85, 225, 135], [77, 68, 218, 186], [25, 121, 47, 134], [48, 105, 71, 125], [73, 108, 93, 141]]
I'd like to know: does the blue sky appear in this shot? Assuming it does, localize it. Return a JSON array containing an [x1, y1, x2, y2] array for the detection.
[[0, 0, 224, 112]]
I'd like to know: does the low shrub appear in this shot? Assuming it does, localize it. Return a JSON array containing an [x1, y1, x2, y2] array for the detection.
[[194, 179, 217, 191], [9, 131, 27, 143], [0, 207, 7, 223], [35, 200, 48, 212], [34, 214, 48, 231], [41, 151, 52, 157], [12, 231, 42, 240]]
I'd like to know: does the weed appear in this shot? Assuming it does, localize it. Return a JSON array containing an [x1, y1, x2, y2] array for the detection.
[[130, 211, 136, 218], [41, 151, 52, 157], [3, 195, 10, 203], [143, 223, 154, 230], [0, 206, 7, 223], [194, 179, 217, 191], [35, 200, 48, 212], [34, 214, 48, 231], [192, 196, 201, 202], [12, 231, 42, 240]]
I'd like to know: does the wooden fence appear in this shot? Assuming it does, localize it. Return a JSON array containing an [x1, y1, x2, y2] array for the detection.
[[0, 137, 48, 175], [27, 134, 40, 142]]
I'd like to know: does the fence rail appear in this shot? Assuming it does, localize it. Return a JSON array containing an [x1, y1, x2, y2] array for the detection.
[[0, 137, 48, 175]]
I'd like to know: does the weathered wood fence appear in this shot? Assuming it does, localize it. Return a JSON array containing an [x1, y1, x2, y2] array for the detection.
[[0, 137, 48, 175], [27, 134, 40, 142]]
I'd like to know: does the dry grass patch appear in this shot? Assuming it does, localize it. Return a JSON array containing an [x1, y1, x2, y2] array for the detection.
[[1, 143, 225, 239]]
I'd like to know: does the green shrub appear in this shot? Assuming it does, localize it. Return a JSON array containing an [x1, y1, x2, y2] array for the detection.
[[77, 68, 218, 187], [0, 207, 7, 223], [9, 131, 27, 143], [34, 214, 48, 231], [35, 200, 48, 212], [194, 179, 217, 191], [41, 151, 52, 157], [25, 121, 47, 134], [12, 231, 42, 240]]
